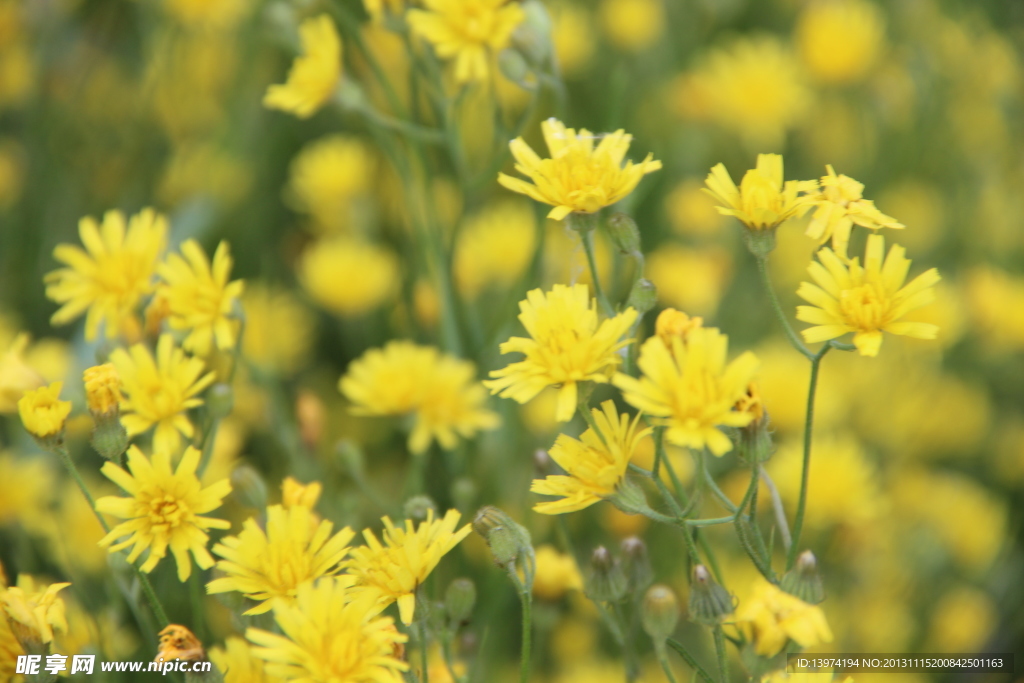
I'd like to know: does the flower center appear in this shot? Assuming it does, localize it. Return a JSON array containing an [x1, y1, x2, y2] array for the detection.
[[838, 282, 890, 331], [149, 495, 188, 531]]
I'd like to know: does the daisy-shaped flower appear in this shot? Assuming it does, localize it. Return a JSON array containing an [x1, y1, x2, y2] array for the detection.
[[703, 153, 817, 232], [804, 165, 904, 258]]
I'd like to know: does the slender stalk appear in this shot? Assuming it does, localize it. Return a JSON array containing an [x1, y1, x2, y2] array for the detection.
[[665, 638, 716, 683], [419, 620, 430, 683], [754, 254, 812, 359], [506, 565, 533, 683], [701, 452, 738, 514], [760, 469, 792, 553], [582, 227, 615, 317], [712, 626, 729, 683], [656, 644, 680, 683]]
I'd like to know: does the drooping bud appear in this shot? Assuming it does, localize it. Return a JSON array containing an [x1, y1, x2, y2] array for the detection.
[[511, 0, 552, 65], [607, 213, 642, 254], [688, 564, 734, 625], [498, 48, 531, 85], [780, 550, 825, 605], [642, 584, 680, 643], [445, 578, 477, 624], [585, 546, 627, 602], [473, 506, 532, 567], [734, 382, 772, 464], [231, 465, 268, 509], [206, 383, 234, 419], [626, 278, 657, 315], [404, 495, 437, 522], [620, 536, 653, 594]]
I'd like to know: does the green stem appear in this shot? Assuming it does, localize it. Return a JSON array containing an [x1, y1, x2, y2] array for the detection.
[[419, 620, 430, 683], [701, 452, 738, 514], [754, 254, 812, 359], [655, 643, 680, 683], [712, 626, 729, 683], [787, 342, 832, 569], [665, 639, 716, 683], [567, 213, 615, 317], [506, 565, 533, 683]]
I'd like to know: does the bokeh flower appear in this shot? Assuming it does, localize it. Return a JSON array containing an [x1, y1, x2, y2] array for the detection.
[[240, 285, 315, 376], [111, 334, 215, 453], [805, 165, 904, 258], [0, 333, 44, 413], [532, 400, 650, 514], [485, 284, 637, 422], [285, 135, 374, 234], [299, 238, 398, 317], [346, 509, 471, 624], [498, 118, 662, 220], [733, 577, 833, 656], [44, 208, 167, 341], [158, 239, 244, 356], [407, 0, 525, 84], [598, 0, 664, 52], [263, 14, 342, 119], [796, 234, 940, 356], [614, 326, 758, 456], [95, 445, 232, 581], [796, 0, 885, 84], [207, 504, 354, 615], [0, 575, 70, 648], [704, 154, 816, 232], [17, 381, 71, 440], [454, 200, 536, 299]]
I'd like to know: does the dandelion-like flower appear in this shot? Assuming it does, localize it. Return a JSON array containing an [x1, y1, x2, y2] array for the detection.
[[207, 504, 354, 615], [531, 400, 650, 514], [158, 240, 244, 356], [614, 326, 758, 456], [346, 509, 472, 625], [263, 14, 342, 119], [796, 234, 940, 356], [95, 445, 231, 581], [84, 363, 121, 417], [17, 381, 71, 440], [408, 0, 525, 84], [44, 208, 167, 340], [704, 154, 817, 232], [486, 284, 637, 422], [110, 334, 215, 454], [247, 578, 408, 683], [340, 341, 499, 455], [733, 577, 833, 656], [0, 575, 70, 647], [498, 118, 662, 220], [804, 165, 904, 258]]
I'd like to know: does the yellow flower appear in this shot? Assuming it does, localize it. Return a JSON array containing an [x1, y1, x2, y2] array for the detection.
[[0, 575, 70, 648], [407, 0, 525, 84], [18, 381, 71, 439], [0, 333, 45, 413], [111, 334, 216, 454], [599, 0, 663, 52], [796, 0, 884, 84], [158, 240, 244, 356], [654, 308, 703, 347], [552, 4, 595, 77], [796, 235, 940, 356], [95, 445, 231, 581], [83, 363, 121, 417], [613, 326, 758, 456], [532, 545, 583, 600], [646, 244, 731, 316], [44, 208, 167, 340], [247, 578, 408, 683], [531, 400, 650, 514], [703, 154, 816, 232], [282, 477, 322, 510], [346, 509, 472, 625], [263, 14, 342, 119], [209, 636, 284, 683], [207, 504, 354, 615], [805, 166, 904, 258], [240, 285, 315, 376], [341, 341, 499, 454], [0, 451, 55, 533], [733, 577, 833, 656], [498, 118, 662, 220], [299, 237, 398, 316], [454, 200, 537, 299], [485, 284, 638, 422], [285, 135, 374, 234], [363, 0, 405, 23]]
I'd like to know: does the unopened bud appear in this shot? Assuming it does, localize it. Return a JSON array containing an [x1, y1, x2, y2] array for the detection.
[[620, 536, 653, 593], [231, 465, 268, 509], [607, 213, 642, 254], [90, 414, 129, 462], [206, 383, 234, 419], [533, 449, 551, 473], [511, 0, 552, 64], [742, 226, 777, 258], [627, 278, 657, 315], [296, 390, 325, 450], [642, 584, 680, 642], [735, 382, 772, 464], [585, 546, 627, 602], [84, 364, 121, 417], [498, 48, 531, 85], [655, 308, 703, 346], [404, 495, 437, 521], [609, 476, 652, 516], [780, 550, 825, 604], [688, 564, 733, 625], [445, 578, 476, 624], [473, 506, 532, 567]]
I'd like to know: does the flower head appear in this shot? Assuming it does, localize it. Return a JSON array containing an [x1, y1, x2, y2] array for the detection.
[[733, 577, 833, 656], [263, 14, 342, 119], [613, 326, 758, 456], [498, 118, 662, 220], [704, 154, 816, 232], [285, 135, 374, 234], [796, 234, 940, 356], [44, 208, 167, 340], [0, 575, 70, 648], [346, 509, 472, 624], [18, 381, 72, 440], [158, 240, 244, 356], [454, 200, 536, 299], [84, 363, 122, 417], [796, 0, 884, 84], [486, 284, 637, 422], [408, 0, 525, 84], [655, 308, 703, 347], [282, 477, 322, 510], [299, 238, 398, 316], [95, 445, 232, 581], [247, 577, 408, 683], [531, 400, 650, 514], [207, 505, 354, 615], [804, 165, 904, 258], [110, 334, 215, 454]]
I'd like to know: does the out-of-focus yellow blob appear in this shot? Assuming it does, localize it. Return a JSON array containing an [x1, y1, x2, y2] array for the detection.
[[599, 0, 663, 53], [299, 238, 398, 317], [665, 178, 726, 237], [926, 586, 997, 653], [796, 0, 885, 84], [646, 244, 731, 317]]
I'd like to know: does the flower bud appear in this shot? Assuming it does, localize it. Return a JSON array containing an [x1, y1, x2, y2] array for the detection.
[[18, 382, 71, 446], [585, 546, 627, 602], [688, 564, 734, 625], [642, 584, 680, 643], [655, 308, 703, 346], [620, 536, 653, 594], [609, 476, 652, 516], [607, 213, 642, 254], [780, 550, 825, 605], [83, 364, 121, 418], [734, 382, 772, 464], [511, 0, 552, 64], [498, 48, 531, 85], [404, 495, 437, 521], [742, 226, 777, 258], [231, 465, 268, 509], [90, 413, 129, 462], [206, 383, 234, 419], [473, 506, 532, 567], [445, 578, 476, 624], [626, 278, 657, 315]]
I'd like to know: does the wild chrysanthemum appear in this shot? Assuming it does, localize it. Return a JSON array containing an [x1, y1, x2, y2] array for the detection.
[[733, 577, 833, 656], [207, 505, 354, 615], [531, 400, 650, 514], [796, 234, 940, 356], [110, 334, 215, 454], [17, 381, 71, 439], [408, 0, 525, 84], [0, 575, 70, 648], [804, 165, 904, 258], [340, 341, 499, 454], [346, 509, 472, 624], [263, 14, 342, 119], [704, 154, 817, 232], [613, 326, 758, 456], [158, 240, 244, 356], [44, 208, 167, 340], [486, 284, 637, 422], [95, 445, 231, 581], [498, 118, 662, 220], [247, 578, 408, 683]]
